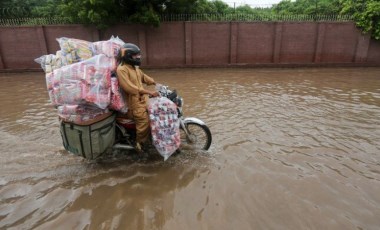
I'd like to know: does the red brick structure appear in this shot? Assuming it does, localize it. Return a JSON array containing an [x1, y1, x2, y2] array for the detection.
[[0, 21, 379, 71]]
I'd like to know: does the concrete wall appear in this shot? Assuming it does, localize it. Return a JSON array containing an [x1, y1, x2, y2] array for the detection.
[[0, 21, 379, 71]]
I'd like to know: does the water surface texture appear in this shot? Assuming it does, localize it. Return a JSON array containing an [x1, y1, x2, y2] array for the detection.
[[1, 68, 380, 229]]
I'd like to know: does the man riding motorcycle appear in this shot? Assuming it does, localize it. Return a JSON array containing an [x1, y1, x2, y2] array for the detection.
[[116, 43, 159, 153]]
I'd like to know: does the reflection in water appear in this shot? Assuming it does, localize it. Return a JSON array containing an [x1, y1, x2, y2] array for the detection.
[[0, 68, 380, 229]]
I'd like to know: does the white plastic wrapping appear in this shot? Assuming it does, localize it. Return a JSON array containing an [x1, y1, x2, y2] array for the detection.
[[148, 97, 180, 161], [35, 36, 122, 73], [57, 37, 94, 62], [35, 50, 88, 74], [58, 105, 110, 124]]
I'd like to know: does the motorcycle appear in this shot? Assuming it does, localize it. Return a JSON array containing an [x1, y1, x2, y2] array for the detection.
[[112, 84, 212, 155], [59, 84, 212, 160]]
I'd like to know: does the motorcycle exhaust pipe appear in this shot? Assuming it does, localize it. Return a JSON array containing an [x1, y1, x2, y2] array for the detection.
[[113, 143, 134, 150]]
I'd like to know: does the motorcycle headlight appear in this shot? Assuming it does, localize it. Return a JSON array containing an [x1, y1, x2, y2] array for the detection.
[[176, 97, 183, 107]]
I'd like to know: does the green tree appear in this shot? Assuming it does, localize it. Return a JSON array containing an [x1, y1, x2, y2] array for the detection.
[[211, 0, 231, 14], [163, 0, 198, 14], [273, 0, 341, 15], [118, 0, 168, 26], [31, 0, 61, 17], [195, 0, 231, 14], [0, 0, 59, 18], [58, 0, 122, 29], [273, 0, 380, 40], [341, 0, 380, 40], [235, 4, 256, 14], [160, 0, 230, 14]]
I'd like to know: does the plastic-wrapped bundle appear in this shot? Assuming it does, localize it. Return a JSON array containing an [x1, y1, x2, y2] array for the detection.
[[35, 50, 78, 73], [93, 36, 125, 58], [34, 54, 55, 73], [58, 104, 109, 124], [148, 97, 180, 161], [52, 61, 83, 86], [49, 54, 112, 109], [85, 81, 111, 110], [57, 37, 94, 62], [45, 72, 56, 105], [110, 35, 125, 45], [36, 36, 122, 73], [35, 54, 62, 73], [45, 72, 54, 91], [56, 50, 76, 66], [53, 79, 86, 105], [109, 76, 128, 113]]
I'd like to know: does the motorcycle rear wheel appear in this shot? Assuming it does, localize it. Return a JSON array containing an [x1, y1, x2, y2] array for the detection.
[[180, 122, 212, 150]]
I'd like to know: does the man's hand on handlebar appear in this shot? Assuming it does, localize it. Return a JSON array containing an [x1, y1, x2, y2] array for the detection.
[[150, 91, 160, 97]]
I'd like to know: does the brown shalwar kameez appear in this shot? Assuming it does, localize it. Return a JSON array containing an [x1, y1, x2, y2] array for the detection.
[[116, 64, 155, 144]]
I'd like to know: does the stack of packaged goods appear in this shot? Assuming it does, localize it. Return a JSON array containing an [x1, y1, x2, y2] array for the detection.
[[35, 36, 130, 159], [36, 37, 181, 160], [35, 36, 128, 124]]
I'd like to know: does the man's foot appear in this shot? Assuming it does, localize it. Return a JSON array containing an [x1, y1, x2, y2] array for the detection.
[[135, 142, 143, 153], [134, 143, 149, 161]]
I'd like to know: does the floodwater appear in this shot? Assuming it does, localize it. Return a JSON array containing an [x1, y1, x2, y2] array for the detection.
[[1, 67, 380, 230]]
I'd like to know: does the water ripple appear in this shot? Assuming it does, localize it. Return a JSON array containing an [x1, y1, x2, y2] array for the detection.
[[1, 68, 380, 229]]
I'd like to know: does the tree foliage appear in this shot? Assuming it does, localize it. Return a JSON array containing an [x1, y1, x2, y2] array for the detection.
[[272, 0, 380, 40], [272, 0, 341, 15], [0, 0, 379, 40], [59, 0, 122, 29], [0, 0, 59, 17], [341, 0, 380, 40]]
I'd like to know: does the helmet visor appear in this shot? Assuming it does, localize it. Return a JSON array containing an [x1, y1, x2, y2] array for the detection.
[[132, 53, 142, 59]]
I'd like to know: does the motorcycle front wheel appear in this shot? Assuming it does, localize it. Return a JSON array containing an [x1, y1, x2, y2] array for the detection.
[[180, 122, 212, 150]]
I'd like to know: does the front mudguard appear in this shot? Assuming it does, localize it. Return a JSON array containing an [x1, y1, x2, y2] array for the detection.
[[180, 117, 206, 137], [182, 117, 206, 126]]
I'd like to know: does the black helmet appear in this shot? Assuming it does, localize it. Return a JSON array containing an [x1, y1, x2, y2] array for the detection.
[[121, 43, 141, 66]]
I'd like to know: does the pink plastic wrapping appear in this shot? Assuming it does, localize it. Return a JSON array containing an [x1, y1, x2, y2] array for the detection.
[[93, 39, 123, 58], [109, 77, 128, 113], [49, 54, 112, 109], [148, 97, 180, 161], [39, 36, 126, 123], [53, 80, 86, 105], [85, 82, 111, 109], [57, 105, 109, 124]]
